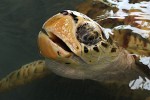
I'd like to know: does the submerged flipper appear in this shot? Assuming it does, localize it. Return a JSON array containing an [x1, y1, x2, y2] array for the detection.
[[0, 60, 50, 92]]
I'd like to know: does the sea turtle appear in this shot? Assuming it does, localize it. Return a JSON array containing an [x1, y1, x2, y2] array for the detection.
[[0, 0, 150, 97]]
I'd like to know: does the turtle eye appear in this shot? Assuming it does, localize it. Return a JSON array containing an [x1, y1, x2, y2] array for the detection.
[[76, 23, 101, 46]]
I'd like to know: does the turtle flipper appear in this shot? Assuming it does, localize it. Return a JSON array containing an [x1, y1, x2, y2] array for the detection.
[[0, 60, 50, 92]]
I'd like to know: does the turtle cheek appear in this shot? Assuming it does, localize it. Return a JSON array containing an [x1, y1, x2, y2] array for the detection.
[[38, 31, 71, 60]]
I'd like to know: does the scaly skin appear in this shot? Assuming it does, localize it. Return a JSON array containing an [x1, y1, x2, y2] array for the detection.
[[0, 60, 50, 92]]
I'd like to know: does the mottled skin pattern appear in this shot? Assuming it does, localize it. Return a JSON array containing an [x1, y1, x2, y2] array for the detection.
[[0, 0, 150, 99], [0, 60, 49, 92]]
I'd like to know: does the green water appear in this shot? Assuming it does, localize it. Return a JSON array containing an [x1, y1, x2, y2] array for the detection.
[[0, 0, 150, 100]]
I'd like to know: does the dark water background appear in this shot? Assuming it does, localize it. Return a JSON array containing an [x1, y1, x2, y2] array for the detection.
[[0, 0, 149, 100], [0, 0, 109, 100]]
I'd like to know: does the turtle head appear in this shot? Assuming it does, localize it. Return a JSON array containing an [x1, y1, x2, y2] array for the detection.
[[38, 10, 119, 66]]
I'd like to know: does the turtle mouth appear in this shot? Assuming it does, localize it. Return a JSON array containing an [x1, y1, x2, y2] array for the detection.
[[38, 28, 73, 59], [38, 29, 88, 64], [46, 31, 72, 53]]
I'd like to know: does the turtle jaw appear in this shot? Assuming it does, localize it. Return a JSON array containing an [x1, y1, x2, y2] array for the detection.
[[38, 30, 89, 65], [38, 30, 72, 60]]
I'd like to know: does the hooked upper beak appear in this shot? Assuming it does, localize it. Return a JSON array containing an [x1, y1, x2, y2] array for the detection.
[[38, 12, 81, 60]]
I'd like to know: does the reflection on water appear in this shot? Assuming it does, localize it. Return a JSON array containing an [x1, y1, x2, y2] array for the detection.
[[129, 76, 150, 90], [140, 57, 150, 69], [129, 56, 150, 91]]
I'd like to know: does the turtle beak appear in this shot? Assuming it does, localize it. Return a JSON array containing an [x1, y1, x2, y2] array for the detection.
[[38, 31, 71, 59], [38, 12, 81, 60]]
